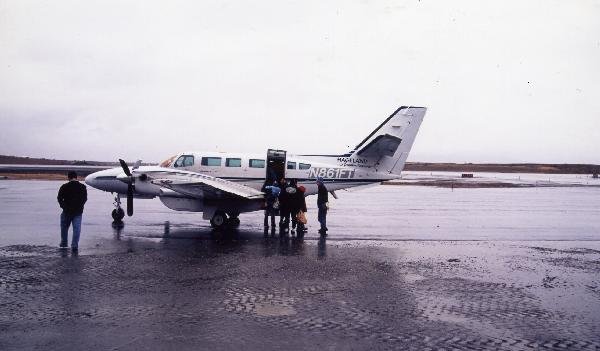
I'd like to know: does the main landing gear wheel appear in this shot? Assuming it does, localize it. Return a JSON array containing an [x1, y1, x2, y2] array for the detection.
[[210, 211, 228, 229], [229, 216, 240, 228]]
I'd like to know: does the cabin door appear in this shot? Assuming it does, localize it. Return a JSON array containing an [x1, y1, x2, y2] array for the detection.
[[266, 149, 286, 185]]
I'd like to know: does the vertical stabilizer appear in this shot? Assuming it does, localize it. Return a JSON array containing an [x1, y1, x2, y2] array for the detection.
[[348, 106, 426, 175]]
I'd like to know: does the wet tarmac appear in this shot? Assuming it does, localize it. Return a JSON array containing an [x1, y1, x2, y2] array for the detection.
[[397, 171, 600, 188], [1, 180, 599, 350]]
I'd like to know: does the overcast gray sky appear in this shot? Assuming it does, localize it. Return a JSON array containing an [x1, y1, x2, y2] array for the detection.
[[1, 0, 598, 163]]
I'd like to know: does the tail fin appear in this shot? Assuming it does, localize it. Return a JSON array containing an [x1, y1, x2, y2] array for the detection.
[[347, 106, 426, 175]]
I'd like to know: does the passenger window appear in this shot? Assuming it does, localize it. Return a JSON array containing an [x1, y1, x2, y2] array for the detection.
[[287, 162, 297, 170], [201, 157, 222, 166], [299, 163, 311, 170], [226, 158, 242, 167], [249, 159, 265, 168], [174, 155, 194, 167]]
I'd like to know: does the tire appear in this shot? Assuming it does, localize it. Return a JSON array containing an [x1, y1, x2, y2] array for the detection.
[[210, 211, 228, 229], [229, 217, 240, 228], [112, 208, 125, 222]]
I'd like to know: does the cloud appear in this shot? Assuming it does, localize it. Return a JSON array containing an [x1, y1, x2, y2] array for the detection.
[[0, 0, 599, 163]]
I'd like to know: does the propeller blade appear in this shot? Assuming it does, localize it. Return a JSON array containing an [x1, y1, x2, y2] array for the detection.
[[126, 184, 134, 216], [119, 159, 132, 177]]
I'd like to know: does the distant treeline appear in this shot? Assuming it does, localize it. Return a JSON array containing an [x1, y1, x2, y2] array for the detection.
[[0, 155, 118, 166], [1, 155, 598, 174], [405, 163, 600, 174]]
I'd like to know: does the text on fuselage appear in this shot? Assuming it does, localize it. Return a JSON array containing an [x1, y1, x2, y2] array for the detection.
[[308, 167, 356, 179], [337, 157, 371, 168]]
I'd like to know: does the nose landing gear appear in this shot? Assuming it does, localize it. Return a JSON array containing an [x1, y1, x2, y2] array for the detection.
[[112, 194, 125, 224]]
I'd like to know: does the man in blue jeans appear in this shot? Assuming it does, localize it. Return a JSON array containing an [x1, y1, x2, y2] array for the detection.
[[57, 171, 87, 252], [316, 177, 329, 235]]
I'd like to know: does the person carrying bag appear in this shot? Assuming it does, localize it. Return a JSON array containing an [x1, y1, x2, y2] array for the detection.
[[294, 185, 308, 236], [262, 181, 280, 229]]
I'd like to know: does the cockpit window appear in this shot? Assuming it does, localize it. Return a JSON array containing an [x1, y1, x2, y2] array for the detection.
[[174, 155, 194, 167], [174, 157, 184, 167]]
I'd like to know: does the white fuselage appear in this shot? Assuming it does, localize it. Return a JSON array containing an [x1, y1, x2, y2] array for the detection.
[[86, 151, 399, 196], [163, 151, 398, 194], [84, 150, 400, 217]]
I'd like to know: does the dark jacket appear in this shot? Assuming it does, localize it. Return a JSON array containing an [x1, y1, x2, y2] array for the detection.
[[279, 184, 294, 214], [57, 181, 87, 215], [290, 188, 307, 213], [317, 184, 328, 206]]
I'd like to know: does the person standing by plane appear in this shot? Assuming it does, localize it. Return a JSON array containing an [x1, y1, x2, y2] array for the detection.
[[262, 181, 280, 229], [286, 179, 300, 233], [57, 171, 87, 251], [293, 185, 308, 235], [278, 178, 291, 230], [316, 177, 328, 235]]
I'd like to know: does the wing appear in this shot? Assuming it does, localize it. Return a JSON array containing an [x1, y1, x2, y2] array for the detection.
[[150, 172, 264, 200]]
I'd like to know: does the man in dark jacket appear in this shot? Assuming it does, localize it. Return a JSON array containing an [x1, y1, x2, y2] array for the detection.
[[57, 171, 87, 251], [278, 178, 291, 230], [316, 177, 328, 235], [286, 179, 300, 233]]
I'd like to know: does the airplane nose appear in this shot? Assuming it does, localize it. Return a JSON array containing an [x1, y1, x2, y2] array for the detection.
[[84, 167, 129, 193], [84, 173, 97, 187]]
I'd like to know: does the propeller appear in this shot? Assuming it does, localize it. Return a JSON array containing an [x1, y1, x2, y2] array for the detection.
[[118, 159, 135, 217]]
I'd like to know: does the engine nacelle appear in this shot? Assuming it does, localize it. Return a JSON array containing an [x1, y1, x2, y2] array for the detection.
[[159, 197, 204, 212]]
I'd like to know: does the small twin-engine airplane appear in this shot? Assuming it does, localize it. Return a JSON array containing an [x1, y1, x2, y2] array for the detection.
[[84, 106, 427, 229]]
